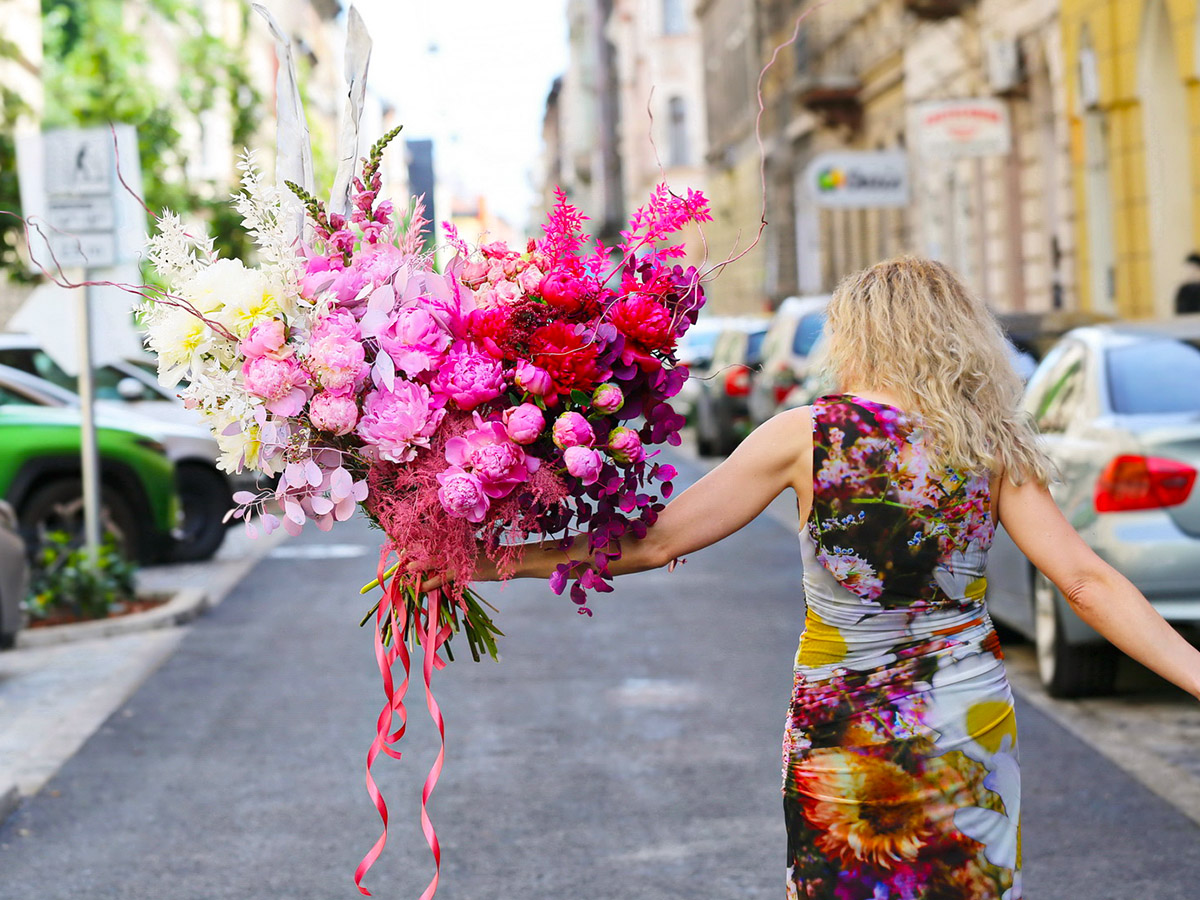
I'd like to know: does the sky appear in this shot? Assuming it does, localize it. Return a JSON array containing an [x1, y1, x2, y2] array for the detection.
[[352, 0, 569, 232]]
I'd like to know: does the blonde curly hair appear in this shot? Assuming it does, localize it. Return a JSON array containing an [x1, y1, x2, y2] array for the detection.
[[823, 256, 1053, 485]]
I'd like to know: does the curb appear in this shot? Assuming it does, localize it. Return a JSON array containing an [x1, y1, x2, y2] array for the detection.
[[13, 588, 210, 650]]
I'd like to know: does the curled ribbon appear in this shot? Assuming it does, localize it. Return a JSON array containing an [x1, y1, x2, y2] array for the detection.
[[354, 547, 450, 898]]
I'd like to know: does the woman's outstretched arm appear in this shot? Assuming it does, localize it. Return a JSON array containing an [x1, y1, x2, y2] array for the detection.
[[998, 474, 1200, 700], [418, 407, 813, 591]]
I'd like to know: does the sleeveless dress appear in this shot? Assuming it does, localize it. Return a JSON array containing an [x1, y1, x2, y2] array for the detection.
[[783, 395, 1021, 900]]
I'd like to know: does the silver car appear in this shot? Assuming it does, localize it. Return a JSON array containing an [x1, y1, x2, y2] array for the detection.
[[985, 320, 1200, 697]]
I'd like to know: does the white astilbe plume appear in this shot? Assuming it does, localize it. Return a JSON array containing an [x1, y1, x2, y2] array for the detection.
[[234, 149, 302, 280], [146, 211, 215, 285]]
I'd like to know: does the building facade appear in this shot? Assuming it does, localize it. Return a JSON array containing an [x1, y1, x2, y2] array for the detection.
[[1061, 0, 1200, 319], [749, 0, 1076, 317]]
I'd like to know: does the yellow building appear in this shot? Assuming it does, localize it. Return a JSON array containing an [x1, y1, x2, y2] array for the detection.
[[1062, 0, 1200, 318]]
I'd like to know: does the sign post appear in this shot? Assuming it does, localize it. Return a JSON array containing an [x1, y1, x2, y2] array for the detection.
[[16, 125, 144, 560]]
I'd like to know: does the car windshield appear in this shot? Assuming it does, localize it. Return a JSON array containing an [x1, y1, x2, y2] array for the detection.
[[1106, 337, 1200, 414], [678, 329, 720, 364], [791, 312, 826, 357], [746, 330, 766, 366]]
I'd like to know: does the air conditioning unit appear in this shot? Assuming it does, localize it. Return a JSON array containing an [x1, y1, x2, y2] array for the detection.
[[986, 37, 1025, 95]]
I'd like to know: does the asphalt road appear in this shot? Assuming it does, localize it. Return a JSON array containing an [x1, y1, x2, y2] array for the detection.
[[1, 448, 1198, 899]]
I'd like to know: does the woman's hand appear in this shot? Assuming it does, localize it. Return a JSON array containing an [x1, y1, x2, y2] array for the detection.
[[410, 552, 499, 594]]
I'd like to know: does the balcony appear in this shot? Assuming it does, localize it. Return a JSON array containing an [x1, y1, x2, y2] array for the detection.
[[904, 0, 969, 19], [793, 73, 862, 131]]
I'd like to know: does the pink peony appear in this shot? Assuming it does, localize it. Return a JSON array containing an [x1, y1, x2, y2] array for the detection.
[[309, 391, 359, 435], [607, 426, 645, 464], [377, 306, 452, 378], [445, 420, 539, 498], [552, 411, 594, 449], [242, 355, 310, 416], [563, 445, 603, 486], [514, 360, 553, 397], [517, 265, 544, 295], [356, 380, 447, 463], [591, 383, 624, 415], [432, 344, 507, 410], [307, 310, 368, 395], [436, 466, 490, 522], [502, 403, 545, 445], [609, 295, 676, 370], [241, 319, 289, 359], [538, 271, 586, 315]]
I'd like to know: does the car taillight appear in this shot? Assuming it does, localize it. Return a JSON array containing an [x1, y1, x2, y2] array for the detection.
[[1094, 455, 1197, 512], [725, 365, 751, 397], [773, 383, 791, 404]]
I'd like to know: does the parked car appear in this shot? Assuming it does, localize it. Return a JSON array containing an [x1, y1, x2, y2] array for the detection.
[[985, 320, 1200, 697], [693, 319, 769, 456], [747, 295, 830, 427], [0, 381, 178, 565], [0, 363, 231, 562], [0, 500, 29, 648], [673, 316, 751, 421]]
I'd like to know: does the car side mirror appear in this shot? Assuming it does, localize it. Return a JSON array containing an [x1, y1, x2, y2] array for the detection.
[[116, 377, 147, 401]]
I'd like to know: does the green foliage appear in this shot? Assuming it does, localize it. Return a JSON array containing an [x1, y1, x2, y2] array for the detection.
[[0, 39, 36, 283], [0, 0, 266, 283], [26, 530, 138, 621]]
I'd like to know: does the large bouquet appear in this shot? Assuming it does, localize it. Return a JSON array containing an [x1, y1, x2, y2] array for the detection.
[[141, 125, 712, 894]]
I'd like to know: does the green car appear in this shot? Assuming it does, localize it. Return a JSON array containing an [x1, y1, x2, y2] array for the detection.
[[0, 395, 179, 565]]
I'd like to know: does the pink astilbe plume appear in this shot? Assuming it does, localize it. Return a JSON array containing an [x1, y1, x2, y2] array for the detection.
[[538, 187, 591, 268], [618, 184, 713, 260], [399, 194, 431, 257]]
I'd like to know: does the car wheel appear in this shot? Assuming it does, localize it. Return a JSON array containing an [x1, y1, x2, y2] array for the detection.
[[1033, 571, 1118, 697], [18, 479, 142, 563], [169, 465, 231, 563]]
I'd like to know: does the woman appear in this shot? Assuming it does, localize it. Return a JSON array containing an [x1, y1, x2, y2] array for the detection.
[[421, 256, 1200, 899]]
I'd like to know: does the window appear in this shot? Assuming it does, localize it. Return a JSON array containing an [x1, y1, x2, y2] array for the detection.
[[791, 312, 826, 357], [668, 96, 689, 167], [662, 0, 686, 35], [1028, 342, 1087, 433], [1106, 338, 1200, 414], [746, 330, 767, 367]]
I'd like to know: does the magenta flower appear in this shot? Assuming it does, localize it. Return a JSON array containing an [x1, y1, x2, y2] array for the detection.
[[431, 344, 506, 410], [552, 411, 594, 449], [563, 446, 603, 486], [307, 310, 368, 395], [445, 420, 539, 499], [309, 391, 359, 435], [591, 383, 625, 415], [356, 380, 446, 463], [607, 426, 645, 464], [502, 403, 545, 445], [436, 466, 490, 522], [241, 319, 289, 360], [377, 306, 451, 378], [514, 360, 553, 397], [242, 355, 310, 416]]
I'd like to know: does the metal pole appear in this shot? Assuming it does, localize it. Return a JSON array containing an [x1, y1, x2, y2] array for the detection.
[[78, 273, 102, 559]]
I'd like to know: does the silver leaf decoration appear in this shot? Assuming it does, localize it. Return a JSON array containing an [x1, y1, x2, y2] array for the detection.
[[252, 3, 315, 246], [330, 6, 373, 218]]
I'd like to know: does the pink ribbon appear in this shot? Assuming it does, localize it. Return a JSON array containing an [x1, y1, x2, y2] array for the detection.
[[354, 548, 450, 898]]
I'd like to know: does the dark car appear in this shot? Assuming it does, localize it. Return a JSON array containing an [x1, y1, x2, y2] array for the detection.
[[694, 320, 768, 456], [0, 500, 29, 648], [985, 320, 1200, 697]]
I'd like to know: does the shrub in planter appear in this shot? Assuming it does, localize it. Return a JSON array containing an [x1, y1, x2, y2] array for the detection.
[[26, 532, 138, 622]]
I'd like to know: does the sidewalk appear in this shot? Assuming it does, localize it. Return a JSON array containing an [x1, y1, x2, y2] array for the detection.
[[0, 526, 286, 820]]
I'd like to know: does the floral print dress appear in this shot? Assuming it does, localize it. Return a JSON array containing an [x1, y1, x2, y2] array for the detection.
[[784, 395, 1020, 900]]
